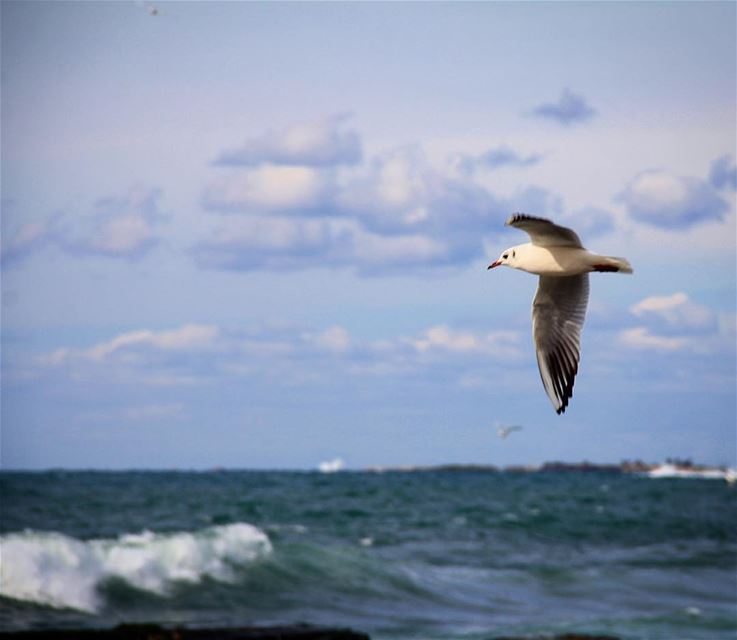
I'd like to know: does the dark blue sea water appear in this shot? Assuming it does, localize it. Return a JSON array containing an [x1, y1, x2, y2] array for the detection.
[[1, 470, 735, 639]]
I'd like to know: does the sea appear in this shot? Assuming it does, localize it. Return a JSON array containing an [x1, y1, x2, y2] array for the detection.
[[1, 470, 735, 640]]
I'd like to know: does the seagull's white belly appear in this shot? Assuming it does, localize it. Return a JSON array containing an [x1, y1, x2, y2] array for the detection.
[[516, 246, 594, 276]]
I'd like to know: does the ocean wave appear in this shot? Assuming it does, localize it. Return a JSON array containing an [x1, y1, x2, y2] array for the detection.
[[0, 523, 272, 613]]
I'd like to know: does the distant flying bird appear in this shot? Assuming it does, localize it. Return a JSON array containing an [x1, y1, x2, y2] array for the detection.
[[497, 424, 522, 439], [135, 1, 162, 16], [488, 214, 632, 414]]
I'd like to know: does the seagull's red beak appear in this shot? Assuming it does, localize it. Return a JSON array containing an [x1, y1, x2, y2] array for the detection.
[[487, 260, 502, 269]]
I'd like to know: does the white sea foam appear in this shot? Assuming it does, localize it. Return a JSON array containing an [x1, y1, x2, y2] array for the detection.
[[0, 523, 272, 612]]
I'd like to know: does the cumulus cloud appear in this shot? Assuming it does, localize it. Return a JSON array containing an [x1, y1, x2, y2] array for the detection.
[[619, 169, 728, 229], [191, 216, 350, 271], [530, 88, 596, 125], [616, 293, 729, 357], [709, 155, 737, 191], [192, 215, 468, 276], [199, 140, 530, 274], [214, 114, 362, 168], [61, 187, 168, 259], [200, 117, 591, 275], [1, 217, 58, 267], [338, 146, 508, 237], [202, 165, 333, 213], [2, 188, 168, 266]]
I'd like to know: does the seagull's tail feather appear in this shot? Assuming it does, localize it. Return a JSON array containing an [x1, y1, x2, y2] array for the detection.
[[592, 256, 633, 274]]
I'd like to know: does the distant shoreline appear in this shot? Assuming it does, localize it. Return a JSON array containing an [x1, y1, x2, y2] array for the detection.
[[365, 460, 736, 478], [1, 460, 734, 478]]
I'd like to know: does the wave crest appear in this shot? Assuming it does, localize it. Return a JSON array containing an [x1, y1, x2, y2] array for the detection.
[[0, 523, 272, 612]]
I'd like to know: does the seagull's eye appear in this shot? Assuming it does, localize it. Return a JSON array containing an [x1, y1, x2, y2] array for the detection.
[[512, 250, 516, 258], [503, 254, 508, 259]]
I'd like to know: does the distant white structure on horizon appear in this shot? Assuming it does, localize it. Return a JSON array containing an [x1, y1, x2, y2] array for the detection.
[[647, 463, 735, 481], [318, 457, 345, 473]]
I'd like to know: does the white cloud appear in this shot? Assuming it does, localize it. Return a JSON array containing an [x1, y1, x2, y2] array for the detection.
[[62, 187, 168, 259], [631, 292, 689, 314], [409, 325, 521, 357], [338, 146, 506, 237], [350, 230, 449, 270], [1, 218, 57, 267], [86, 214, 154, 255], [199, 135, 519, 274], [42, 324, 220, 367], [192, 216, 347, 271], [88, 324, 219, 359], [2, 188, 168, 265], [617, 295, 732, 357], [618, 327, 688, 352], [33, 321, 527, 391], [214, 114, 362, 168], [202, 165, 331, 213], [630, 292, 714, 331], [620, 169, 728, 229]]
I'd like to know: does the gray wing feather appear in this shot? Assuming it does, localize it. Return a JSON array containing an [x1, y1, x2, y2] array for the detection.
[[532, 274, 589, 414], [507, 213, 583, 248]]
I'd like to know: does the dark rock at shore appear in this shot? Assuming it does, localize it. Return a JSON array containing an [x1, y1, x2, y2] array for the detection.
[[493, 635, 620, 640], [0, 626, 624, 640], [0, 623, 370, 640]]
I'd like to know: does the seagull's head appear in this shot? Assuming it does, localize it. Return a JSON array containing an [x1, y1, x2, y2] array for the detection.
[[488, 247, 517, 270]]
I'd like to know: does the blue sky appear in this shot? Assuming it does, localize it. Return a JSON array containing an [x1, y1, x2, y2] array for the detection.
[[2, 1, 735, 470]]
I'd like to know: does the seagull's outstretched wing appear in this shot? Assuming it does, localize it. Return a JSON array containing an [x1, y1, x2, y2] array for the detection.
[[532, 274, 589, 414], [507, 213, 583, 248]]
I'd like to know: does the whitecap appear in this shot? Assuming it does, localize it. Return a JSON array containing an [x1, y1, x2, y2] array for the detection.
[[0, 522, 272, 613]]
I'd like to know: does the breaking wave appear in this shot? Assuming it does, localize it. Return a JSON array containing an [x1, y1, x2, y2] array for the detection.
[[0, 523, 272, 613]]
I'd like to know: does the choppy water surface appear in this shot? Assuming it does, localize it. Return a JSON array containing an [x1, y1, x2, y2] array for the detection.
[[1, 470, 735, 639]]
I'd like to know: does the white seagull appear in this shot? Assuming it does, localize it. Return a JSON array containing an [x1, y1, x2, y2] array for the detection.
[[488, 214, 632, 414]]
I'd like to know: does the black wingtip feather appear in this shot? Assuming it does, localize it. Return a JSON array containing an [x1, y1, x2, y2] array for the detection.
[[546, 348, 577, 415], [506, 212, 554, 226]]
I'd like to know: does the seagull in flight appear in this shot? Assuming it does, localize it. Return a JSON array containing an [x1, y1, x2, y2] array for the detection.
[[488, 214, 632, 414], [497, 424, 523, 439]]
